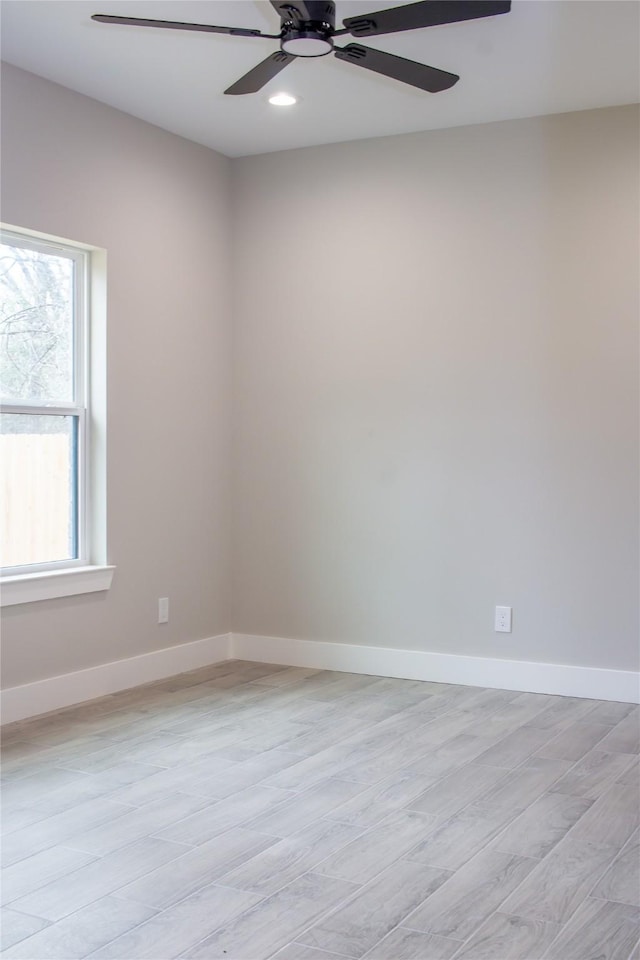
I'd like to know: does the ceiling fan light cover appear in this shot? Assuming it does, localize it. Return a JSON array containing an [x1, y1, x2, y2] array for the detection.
[[281, 29, 333, 56]]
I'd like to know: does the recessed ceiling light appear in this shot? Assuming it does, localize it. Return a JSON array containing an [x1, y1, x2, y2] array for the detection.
[[268, 92, 298, 107]]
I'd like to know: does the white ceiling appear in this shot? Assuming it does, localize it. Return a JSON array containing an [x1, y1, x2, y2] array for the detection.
[[1, 0, 638, 157]]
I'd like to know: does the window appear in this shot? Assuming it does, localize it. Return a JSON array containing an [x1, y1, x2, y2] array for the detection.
[[0, 226, 113, 604]]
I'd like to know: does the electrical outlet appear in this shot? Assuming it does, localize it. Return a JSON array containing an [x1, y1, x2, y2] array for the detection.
[[495, 605, 512, 633], [158, 597, 169, 624]]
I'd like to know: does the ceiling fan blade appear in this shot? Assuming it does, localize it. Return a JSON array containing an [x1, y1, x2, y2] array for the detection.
[[334, 43, 458, 92], [91, 14, 279, 39], [224, 52, 295, 95], [343, 1, 511, 37]]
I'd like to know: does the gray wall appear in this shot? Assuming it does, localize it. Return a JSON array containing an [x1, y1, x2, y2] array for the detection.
[[1, 64, 233, 687], [2, 63, 637, 687], [231, 105, 639, 672]]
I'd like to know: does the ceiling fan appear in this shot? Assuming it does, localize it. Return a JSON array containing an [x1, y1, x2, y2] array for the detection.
[[92, 0, 511, 96]]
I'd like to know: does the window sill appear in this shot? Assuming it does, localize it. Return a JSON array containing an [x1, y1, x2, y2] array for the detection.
[[1, 565, 115, 607]]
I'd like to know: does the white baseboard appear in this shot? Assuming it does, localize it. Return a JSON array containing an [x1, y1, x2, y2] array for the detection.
[[1, 633, 231, 725], [4, 629, 637, 724], [231, 633, 640, 704]]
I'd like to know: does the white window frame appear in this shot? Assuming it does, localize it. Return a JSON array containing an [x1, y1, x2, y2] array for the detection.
[[0, 225, 114, 605]]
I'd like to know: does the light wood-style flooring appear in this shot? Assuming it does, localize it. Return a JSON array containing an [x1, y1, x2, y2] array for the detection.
[[1, 660, 639, 959]]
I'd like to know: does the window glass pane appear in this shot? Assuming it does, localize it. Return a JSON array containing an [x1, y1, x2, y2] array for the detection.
[[0, 413, 78, 568], [0, 242, 75, 403]]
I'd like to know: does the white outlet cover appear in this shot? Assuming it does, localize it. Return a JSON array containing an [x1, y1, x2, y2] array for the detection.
[[495, 605, 512, 633], [158, 598, 169, 624]]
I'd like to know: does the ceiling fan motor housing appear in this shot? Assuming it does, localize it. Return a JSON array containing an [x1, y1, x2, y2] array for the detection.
[[280, 0, 336, 57]]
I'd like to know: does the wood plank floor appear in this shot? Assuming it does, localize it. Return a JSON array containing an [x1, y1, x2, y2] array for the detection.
[[1, 661, 638, 959]]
